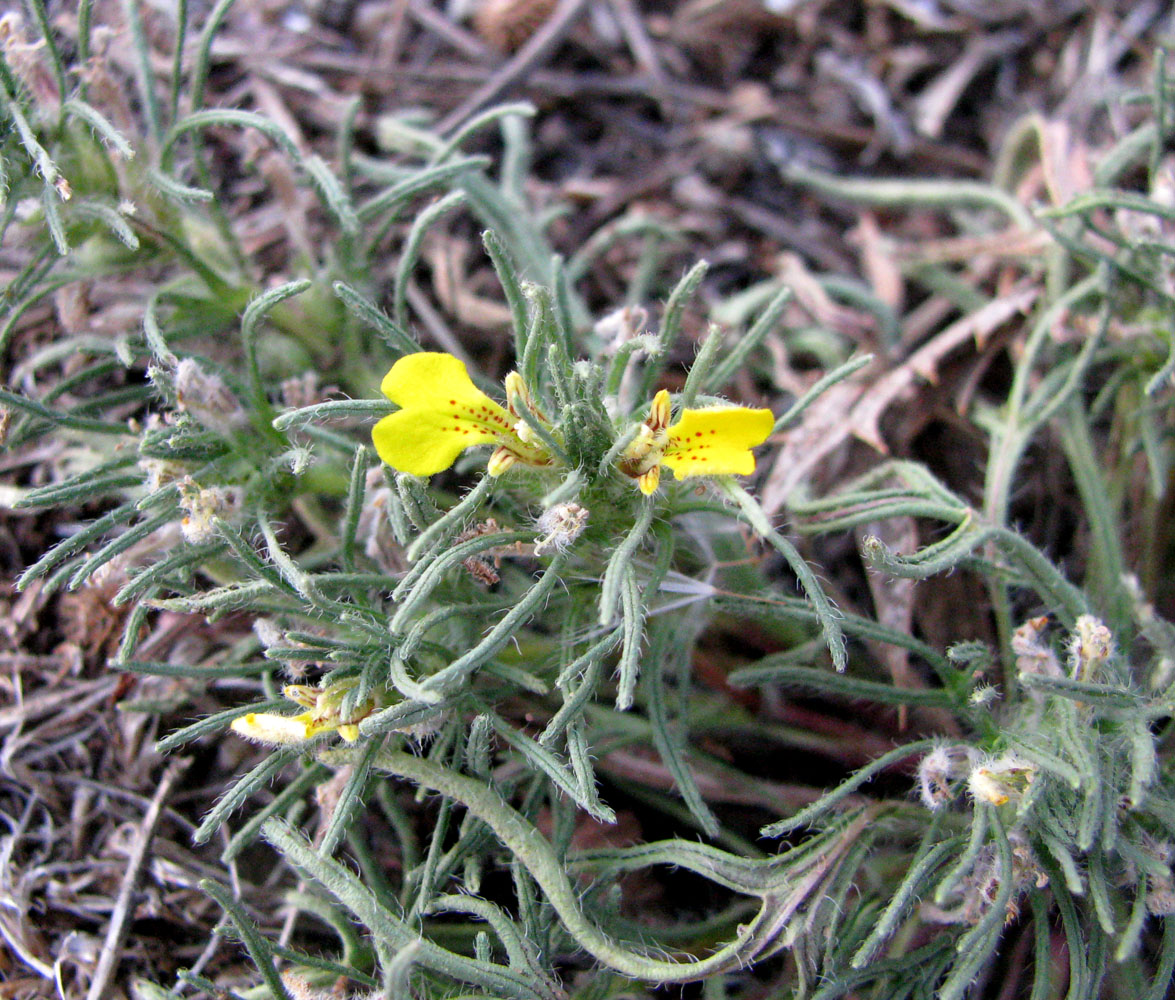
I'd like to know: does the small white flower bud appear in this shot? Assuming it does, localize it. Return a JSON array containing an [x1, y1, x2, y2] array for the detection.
[[1142, 840, 1175, 914], [938, 831, 1048, 926], [594, 305, 649, 350], [287, 447, 313, 475], [398, 711, 449, 743], [1152, 656, 1175, 692], [139, 457, 186, 492], [357, 467, 404, 573], [1146, 886, 1175, 916], [15, 198, 40, 222], [280, 371, 323, 410], [970, 684, 1001, 706]]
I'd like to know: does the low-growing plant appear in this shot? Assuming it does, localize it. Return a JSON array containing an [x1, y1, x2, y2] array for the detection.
[[4, 5, 1175, 1000]]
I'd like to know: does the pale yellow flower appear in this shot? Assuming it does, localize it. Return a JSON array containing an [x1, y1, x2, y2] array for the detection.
[[231, 679, 374, 745]]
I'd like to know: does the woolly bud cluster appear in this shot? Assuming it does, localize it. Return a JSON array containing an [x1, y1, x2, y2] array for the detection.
[[1012, 615, 1062, 680], [177, 477, 244, 543], [252, 618, 284, 650], [356, 467, 403, 573], [917, 743, 978, 811], [1144, 841, 1175, 916], [139, 456, 187, 493], [174, 358, 247, 437], [1070, 614, 1113, 680], [969, 684, 1000, 707], [925, 831, 1049, 927], [534, 501, 589, 555], [966, 832, 1048, 925], [0, 13, 60, 111], [280, 371, 325, 410]]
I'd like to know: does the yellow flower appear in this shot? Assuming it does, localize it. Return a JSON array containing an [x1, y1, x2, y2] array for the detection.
[[230, 679, 374, 745], [618, 389, 774, 494], [372, 352, 555, 477]]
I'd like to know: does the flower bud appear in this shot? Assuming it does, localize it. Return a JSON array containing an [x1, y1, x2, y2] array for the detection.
[[486, 447, 517, 477], [252, 618, 284, 650], [139, 457, 186, 492], [969, 684, 1001, 707], [280, 371, 325, 410], [966, 832, 1047, 925]]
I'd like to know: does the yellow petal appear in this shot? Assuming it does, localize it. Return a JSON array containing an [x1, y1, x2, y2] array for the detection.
[[282, 684, 318, 709], [662, 407, 774, 479], [373, 409, 498, 476], [486, 446, 516, 477], [647, 389, 672, 432], [381, 352, 496, 416], [373, 353, 517, 476], [230, 711, 315, 745], [638, 466, 661, 495]]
